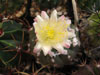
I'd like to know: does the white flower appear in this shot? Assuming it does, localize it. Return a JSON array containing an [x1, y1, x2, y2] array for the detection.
[[33, 10, 74, 56]]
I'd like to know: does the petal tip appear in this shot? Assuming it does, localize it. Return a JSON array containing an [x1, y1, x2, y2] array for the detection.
[[37, 15, 44, 22], [41, 11, 49, 20], [53, 9, 57, 13], [66, 19, 71, 25]]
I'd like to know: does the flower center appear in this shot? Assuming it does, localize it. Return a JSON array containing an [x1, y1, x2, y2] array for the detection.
[[36, 21, 68, 46], [47, 29, 54, 39]]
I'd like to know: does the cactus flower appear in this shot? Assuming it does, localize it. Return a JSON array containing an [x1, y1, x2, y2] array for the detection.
[[33, 10, 76, 56]]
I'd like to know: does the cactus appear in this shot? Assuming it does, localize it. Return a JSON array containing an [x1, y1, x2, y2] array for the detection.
[[0, 20, 29, 68], [86, 12, 100, 50], [32, 10, 80, 66], [72, 60, 100, 75], [77, 0, 100, 12]]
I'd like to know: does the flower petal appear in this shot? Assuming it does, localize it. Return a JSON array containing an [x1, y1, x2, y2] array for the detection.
[[42, 46, 52, 56], [41, 11, 49, 20], [75, 27, 79, 31], [34, 17, 37, 22], [58, 15, 65, 21], [73, 38, 78, 47], [63, 40, 72, 48], [33, 42, 42, 54], [66, 18, 71, 25], [36, 15, 44, 23], [54, 44, 68, 55], [33, 22, 40, 33], [50, 10, 57, 21], [33, 22, 37, 28], [68, 28, 76, 38], [48, 51, 55, 57]]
